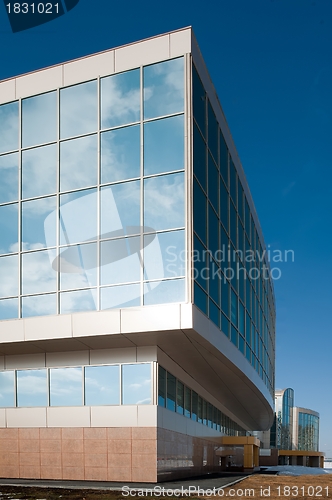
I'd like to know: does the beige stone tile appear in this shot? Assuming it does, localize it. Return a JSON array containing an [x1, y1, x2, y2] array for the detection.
[[108, 439, 131, 454], [83, 439, 107, 454], [0, 429, 18, 439], [84, 467, 107, 481], [41, 452, 61, 467], [40, 466, 62, 479], [132, 454, 156, 469], [62, 466, 84, 480], [61, 428, 83, 440], [107, 467, 131, 481], [132, 427, 156, 440], [83, 428, 106, 440], [131, 467, 157, 482], [62, 439, 83, 453], [19, 439, 40, 453], [19, 465, 41, 479], [19, 452, 40, 466], [0, 465, 19, 478], [40, 428, 61, 440], [62, 453, 84, 467], [0, 452, 18, 466], [0, 439, 18, 452], [107, 427, 131, 440], [84, 453, 107, 468], [132, 440, 156, 455], [18, 428, 40, 440], [40, 439, 61, 453], [108, 452, 131, 468]]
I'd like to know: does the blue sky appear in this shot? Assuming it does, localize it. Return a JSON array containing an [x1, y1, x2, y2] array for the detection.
[[1, 0, 331, 454]]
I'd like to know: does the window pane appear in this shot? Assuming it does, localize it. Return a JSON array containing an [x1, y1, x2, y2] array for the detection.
[[176, 380, 184, 415], [59, 189, 97, 246], [59, 242, 97, 290], [17, 369, 47, 407], [208, 102, 218, 163], [158, 366, 166, 407], [0, 203, 18, 254], [22, 250, 57, 294], [194, 282, 207, 315], [144, 115, 184, 175], [194, 180, 207, 245], [0, 371, 14, 407], [22, 92, 56, 147], [122, 363, 151, 405], [193, 66, 206, 136], [22, 196, 56, 250], [208, 155, 219, 214], [101, 181, 140, 237], [60, 81, 97, 139], [0, 298, 18, 320], [101, 125, 140, 184], [60, 135, 97, 191], [101, 284, 140, 309], [0, 255, 18, 298], [144, 173, 184, 231], [194, 123, 207, 191], [60, 289, 97, 314], [144, 230, 185, 281], [22, 144, 57, 199], [220, 131, 228, 186], [100, 237, 141, 285], [22, 294, 56, 318], [85, 365, 120, 406], [50, 367, 82, 406], [184, 387, 191, 418], [0, 153, 18, 203], [144, 58, 184, 119], [0, 102, 18, 153], [167, 372, 176, 411], [144, 278, 184, 305], [101, 69, 140, 129]]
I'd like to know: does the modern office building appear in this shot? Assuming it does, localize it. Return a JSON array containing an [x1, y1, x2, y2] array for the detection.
[[0, 27, 276, 482], [293, 407, 319, 452]]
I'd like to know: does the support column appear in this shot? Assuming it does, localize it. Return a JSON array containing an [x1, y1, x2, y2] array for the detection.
[[244, 444, 254, 469], [253, 445, 259, 467]]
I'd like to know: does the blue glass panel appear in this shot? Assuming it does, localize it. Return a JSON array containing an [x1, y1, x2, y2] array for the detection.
[[101, 69, 140, 129], [22, 92, 56, 147], [0, 254, 18, 298], [59, 242, 97, 290], [22, 196, 56, 250], [144, 58, 184, 119], [229, 159, 237, 207], [101, 125, 140, 183], [122, 363, 151, 405], [60, 135, 97, 191], [144, 115, 184, 175], [59, 188, 97, 246], [209, 299, 220, 328], [0, 102, 18, 154], [101, 181, 140, 236], [208, 155, 218, 214], [101, 237, 140, 285], [0, 153, 18, 203], [22, 144, 57, 199], [231, 288, 238, 326], [144, 278, 185, 305], [60, 289, 97, 314], [194, 180, 207, 245], [158, 366, 166, 407], [221, 312, 230, 337], [221, 276, 229, 318], [194, 235, 208, 291], [176, 380, 184, 415], [144, 173, 184, 231], [100, 283, 140, 309], [208, 204, 219, 257], [238, 182, 244, 223], [85, 365, 120, 406], [22, 294, 56, 318], [194, 282, 207, 315], [144, 230, 185, 281], [0, 371, 14, 407], [167, 372, 176, 411], [22, 250, 57, 294], [239, 301, 245, 337], [0, 298, 18, 320], [219, 131, 228, 186], [230, 201, 237, 246], [17, 369, 47, 407], [238, 334, 245, 354], [0, 203, 18, 254], [60, 80, 97, 139], [193, 124, 206, 191], [231, 325, 238, 347], [208, 101, 218, 163], [220, 178, 229, 233], [50, 367, 82, 406], [209, 259, 219, 305], [193, 65, 205, 137]]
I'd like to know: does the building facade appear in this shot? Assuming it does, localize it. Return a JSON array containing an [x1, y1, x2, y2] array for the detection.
[[0, 28, 275, 482], [293, 407, 319, 452]]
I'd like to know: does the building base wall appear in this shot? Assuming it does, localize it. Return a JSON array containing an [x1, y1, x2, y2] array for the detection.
[[0, 427, 157, 483]]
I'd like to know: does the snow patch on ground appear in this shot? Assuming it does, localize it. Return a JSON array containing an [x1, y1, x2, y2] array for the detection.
[[264, 466, 332, 475]]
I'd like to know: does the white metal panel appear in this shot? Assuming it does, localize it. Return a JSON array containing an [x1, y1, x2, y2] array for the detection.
[[63, 50, 115, 86], [169, 28, 192, 58], [0, 79, 16, 105], [5, 353, 45, 369], [115, 35, 169, 73], [6, 407, 46, 427], [47, 406, 90, 427], [72, 310, 120, 338], [24, 314, 72, 341], [90, 405, 137, 427], [16, 66, 63, 99], [137, 405, 157, 427], [46, 350, 89, 367], [0, 319, 24, 343], [121, 304, 181, 334]]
